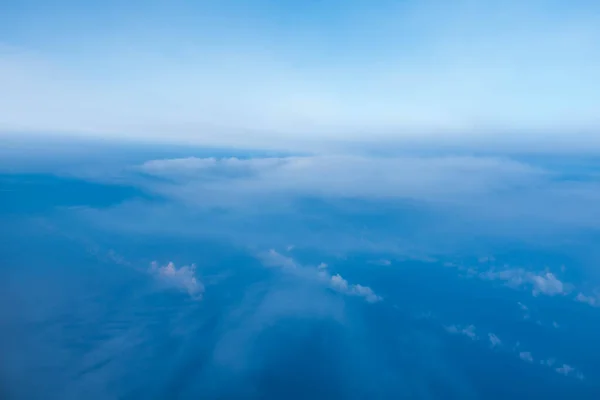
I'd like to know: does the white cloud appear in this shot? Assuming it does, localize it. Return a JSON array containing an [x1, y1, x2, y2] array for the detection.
[[329, 274, 382, 303], [480, 269, 566, 296], [446, 324, 477, 340], [575, 292, 597, 306], [126, 153, 600, 244], [554, 364, 584, 380], [258, 249, 298, 270], [139, 155, 545, 201], [530, 272, 565, 296], [258, 250, 382, 303], [370, 259, 392, 266], [519, 351, 534, 363], [540, 358, 556, 367], [555, 364, 575, 376], [150, 261, 204, 299], [488, 333, 502, 348]]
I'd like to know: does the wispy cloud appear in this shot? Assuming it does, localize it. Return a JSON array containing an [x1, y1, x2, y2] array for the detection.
[[258, 249, 382, 303]]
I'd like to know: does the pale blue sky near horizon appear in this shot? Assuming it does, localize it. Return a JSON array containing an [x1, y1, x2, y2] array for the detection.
[[1, 0, 599, 150]]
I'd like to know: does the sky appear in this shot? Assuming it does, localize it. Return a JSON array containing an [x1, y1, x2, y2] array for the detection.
[[1, 0, 599, 150]]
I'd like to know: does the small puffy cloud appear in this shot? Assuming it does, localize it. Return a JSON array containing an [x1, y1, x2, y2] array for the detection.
[[330, 274, 349, 291], [351, 283, 383, 303], [446, 324, 477, 340], [317, 262, 328, 270], [330, 274, 382, 303], [519, 352, 534, 363], [150, 261, 204, 299], [575, 292, 597, 306], [488, 333, 502, 348], [530, 273, 564, 296], [480, 268, 566, 296]]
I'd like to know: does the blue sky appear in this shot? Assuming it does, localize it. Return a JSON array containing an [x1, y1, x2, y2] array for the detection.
[[1, 0, 599, 150]]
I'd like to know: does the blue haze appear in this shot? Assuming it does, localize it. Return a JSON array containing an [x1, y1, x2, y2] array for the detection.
[[1, 138, 600, 399]]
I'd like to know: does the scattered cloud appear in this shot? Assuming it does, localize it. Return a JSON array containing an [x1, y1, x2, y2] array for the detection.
[[444, 325, 586, 380], [519, 351, 534, 363], [317, 262, 328, 270], [149, 261, 204, 299]]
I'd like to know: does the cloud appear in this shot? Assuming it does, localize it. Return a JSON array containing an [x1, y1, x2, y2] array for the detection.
[[446, 325, 477, 340], [149, 261, 204, 299], [554, 364, 584, 380], [127, 153, 600, 244], [443, 323, 587, 380], [488, 333, 502, 348], [575, 292, 597, 306], [555, 364, 574, 376], [258, 249, 298, 270], [480, 269, 566, 296], [137, 154, 546, 201], [258, 250, 382, 303], [519, 352, 534, 363], [369, 259, 392, 266], [540, 358, 556, 367], [330, 274, 382, 303]]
